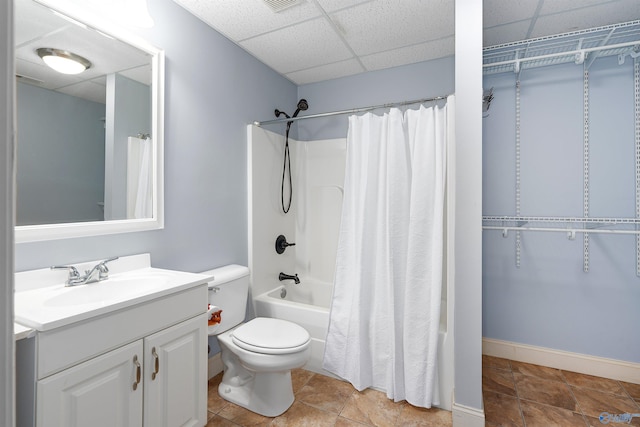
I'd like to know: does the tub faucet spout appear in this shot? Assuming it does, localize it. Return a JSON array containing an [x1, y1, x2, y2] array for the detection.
[[279, 272, 300, 284]]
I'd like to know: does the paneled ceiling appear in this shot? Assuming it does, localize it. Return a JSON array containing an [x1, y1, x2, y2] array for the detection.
[[173, 0, 640, 85], [15, 0, 152, 104]]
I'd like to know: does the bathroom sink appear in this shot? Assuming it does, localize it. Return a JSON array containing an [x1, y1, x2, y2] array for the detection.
[[15, 261, 213, 332], [43, 274, 169, 307]]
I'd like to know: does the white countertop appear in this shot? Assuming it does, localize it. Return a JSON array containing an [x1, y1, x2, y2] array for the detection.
[[14, 254, 213, 332], [14, 323, 34, 340], [15, 267, 212, 332]]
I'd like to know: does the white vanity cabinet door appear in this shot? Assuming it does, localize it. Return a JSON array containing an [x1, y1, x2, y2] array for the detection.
[[143, 314, 207, 427], [37, 340, 144, 427]]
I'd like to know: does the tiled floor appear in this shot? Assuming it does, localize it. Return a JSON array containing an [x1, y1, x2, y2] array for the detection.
[[483, 355, 640, 426], [205, 357, 640, 426], [206, 369, 452, 426]]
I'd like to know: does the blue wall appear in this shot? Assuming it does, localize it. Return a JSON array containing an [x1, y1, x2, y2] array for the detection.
[[16, 83, 105, 226], [296, 56, 454, 140], [482, 56, 640, 363], [15, 0, 297, 272]]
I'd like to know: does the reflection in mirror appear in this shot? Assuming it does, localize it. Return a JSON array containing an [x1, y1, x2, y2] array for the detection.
[[14, 0, 164, 242]]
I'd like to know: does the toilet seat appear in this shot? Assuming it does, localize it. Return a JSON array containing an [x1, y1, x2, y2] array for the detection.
[[231, 317, 310, 355]]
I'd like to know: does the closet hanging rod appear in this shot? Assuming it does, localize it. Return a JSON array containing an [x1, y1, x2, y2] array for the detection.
[[483, 40, 640, 69], [483, 226, 640, 236], [253, 95, 448, 126]]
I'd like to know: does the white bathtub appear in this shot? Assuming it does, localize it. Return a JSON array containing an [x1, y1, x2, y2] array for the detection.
[[254, 279, 332, 376], [253, 278, 454, 410]]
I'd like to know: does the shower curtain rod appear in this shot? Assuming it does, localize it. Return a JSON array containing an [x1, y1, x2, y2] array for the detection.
[[253, 95, 448, 126]]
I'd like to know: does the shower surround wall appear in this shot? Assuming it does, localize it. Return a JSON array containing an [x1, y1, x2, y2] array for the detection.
[[483, 56, 640, 366], [248, 122, 455, 410], [247, 124, 345, 299]]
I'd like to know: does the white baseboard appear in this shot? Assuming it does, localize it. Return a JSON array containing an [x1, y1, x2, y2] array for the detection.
[[483, 338, 640, 384], [452, 401, 485, 427], [208, 353, 223, 380]]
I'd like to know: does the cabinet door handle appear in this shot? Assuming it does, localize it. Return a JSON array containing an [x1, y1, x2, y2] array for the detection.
[[151, 347, 159, 380], [133, 355, 141, 391]]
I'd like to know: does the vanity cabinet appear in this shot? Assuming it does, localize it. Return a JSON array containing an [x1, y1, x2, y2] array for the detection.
[[35, 314, 207, 427], [37, 341, 144, 427], [36, 315, 206, 427], [143, 315, 207, 427]]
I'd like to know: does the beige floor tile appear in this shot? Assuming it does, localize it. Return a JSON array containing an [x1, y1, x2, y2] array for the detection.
[[562, 371, 626, 395], [291, 368, 315, 394], [483, 368, 517, 397], [205, 414, 240, 426], [217, 402, 273, 426], [519, 399, 587, 427], [335, 416, 370, 426], [621, 381, 640, 401], [483, 390, 523, 427], [571, 387, 640, 426], [208, 374, 229, 414], [396, 404, 452, 426], [483, 355, 512, 371], [271, 401, 338, 427], [340, 388, 405, 427], [510, 361, 564, 382], [296, 374, 356, 413], [514, 373, 578, 411]]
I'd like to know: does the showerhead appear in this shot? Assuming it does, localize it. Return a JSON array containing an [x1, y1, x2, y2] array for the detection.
[[297, 99, 308, 111], [292, 98, 309, 118]]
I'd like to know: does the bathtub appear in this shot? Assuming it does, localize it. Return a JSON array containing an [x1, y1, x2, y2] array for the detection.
[[253, 277, 454, 410], [254, 279, 333, 376]]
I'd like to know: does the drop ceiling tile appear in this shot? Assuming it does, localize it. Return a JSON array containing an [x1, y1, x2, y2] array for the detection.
[[360, 37, 454, 72], [15, 0, 69, 46], [173, 0, 322, 41], [330, 0, 454, 56], [532, 0, 640, 37], [484, 20, 531, 47], [119, 65, 152, 86], [240, 17, 353, 74], [285, 58, 365, 85], [539, 0, 621, 15], [57, 80, 107, 104], [15, 57, 84, 91], [314, 0, 373, 13], [483, 0, 539, 28]]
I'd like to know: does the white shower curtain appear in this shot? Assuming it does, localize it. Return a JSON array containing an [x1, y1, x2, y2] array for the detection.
[[126, 136, 153, 219], [323, 97, 451, 408]]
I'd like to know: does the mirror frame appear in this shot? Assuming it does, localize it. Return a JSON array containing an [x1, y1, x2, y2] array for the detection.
[[16, 0, 164, 243]]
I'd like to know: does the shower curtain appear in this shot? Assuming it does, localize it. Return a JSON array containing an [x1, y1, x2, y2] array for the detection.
[[126, 136, 153, 219], [323, 96, 452, 408]]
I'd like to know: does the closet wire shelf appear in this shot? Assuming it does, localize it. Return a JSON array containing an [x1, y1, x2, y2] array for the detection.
[[482, 216, 640, 237], [483, 20, 640, 75]]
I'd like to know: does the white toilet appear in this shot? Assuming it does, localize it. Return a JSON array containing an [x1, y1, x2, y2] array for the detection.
[[202, 265, 311, 417]]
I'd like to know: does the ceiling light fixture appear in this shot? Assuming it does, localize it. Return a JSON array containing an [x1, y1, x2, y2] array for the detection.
[[36, 48, 92, 75]]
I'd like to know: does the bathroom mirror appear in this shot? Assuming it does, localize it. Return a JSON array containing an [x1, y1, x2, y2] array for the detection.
[[14, 0, 164, 242]]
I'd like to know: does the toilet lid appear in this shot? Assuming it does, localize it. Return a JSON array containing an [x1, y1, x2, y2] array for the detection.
[[231, 317, 310, 355]]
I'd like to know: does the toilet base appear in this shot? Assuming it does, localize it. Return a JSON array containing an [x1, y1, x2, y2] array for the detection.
[[218, 370, 295, 417]]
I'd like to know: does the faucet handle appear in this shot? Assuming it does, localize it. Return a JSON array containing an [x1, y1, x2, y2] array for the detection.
[[97, 256, 119, 279], [275, 235, 296, 254], [51, 265, 81, 283]]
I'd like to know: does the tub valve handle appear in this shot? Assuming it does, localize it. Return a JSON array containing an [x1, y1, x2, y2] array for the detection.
[[275, 235, 296, 254]]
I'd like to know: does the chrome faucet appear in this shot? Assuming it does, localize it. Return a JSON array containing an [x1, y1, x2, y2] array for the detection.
[[278, 272, 300, 284], [51, 256, 119, 287]]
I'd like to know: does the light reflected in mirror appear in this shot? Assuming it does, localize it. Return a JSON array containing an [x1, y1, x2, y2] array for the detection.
[[14, 0, 164, 242]]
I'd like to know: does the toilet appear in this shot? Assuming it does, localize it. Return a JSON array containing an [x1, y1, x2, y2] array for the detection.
[[202, 265, 311, 417]]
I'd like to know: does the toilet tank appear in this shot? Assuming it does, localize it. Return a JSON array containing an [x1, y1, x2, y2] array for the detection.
[[201, 264, 250, 335]]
